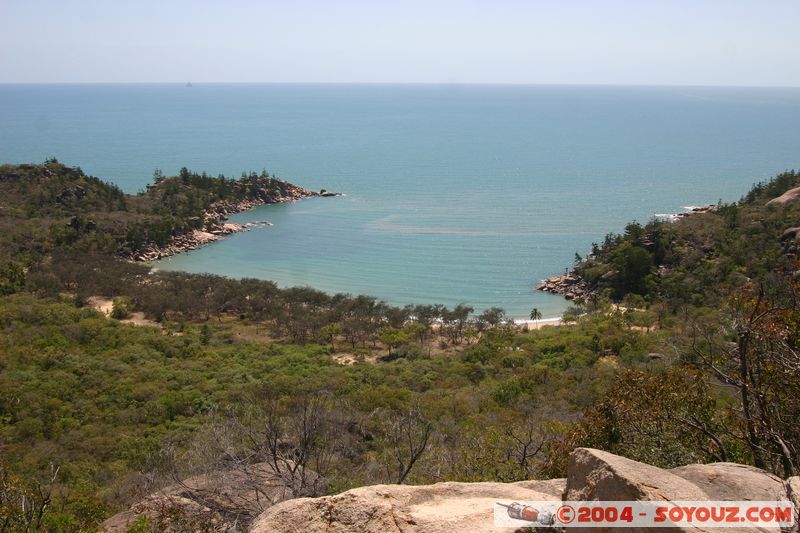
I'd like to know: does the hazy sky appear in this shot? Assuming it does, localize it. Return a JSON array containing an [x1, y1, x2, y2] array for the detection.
[[1, 0, 798, 86]]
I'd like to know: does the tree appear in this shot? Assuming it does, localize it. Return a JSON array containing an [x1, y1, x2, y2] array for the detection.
[[179, 167, 192, 184], [200, 324, 212, 346], [111, 296, 132, 319], [612, 243, 654, 297], [0, 462, 60, 532], [379, 328, 410, 356], [442, 304, 473, 344], [172, 386, 340, 524], [561, 305, 585, 324], [687, 280, 800, 477], [375, 406, 433, 484], [529, 307, 542, 323], [540, 369, 731, 477], [319, 323, 341, 351], [0, 262, 25, 296], [410, 304, 444, 344], [477, 307, 506, 331]]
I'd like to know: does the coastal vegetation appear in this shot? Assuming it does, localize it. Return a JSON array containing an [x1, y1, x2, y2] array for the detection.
[[1, 161, 799, 531], [0, 159, 316, 266]]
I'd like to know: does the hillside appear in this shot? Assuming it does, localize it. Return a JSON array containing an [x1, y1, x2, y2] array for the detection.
[[0, 160, 318, 267], [542, 170, 800, 308], [538, 169, 800, 478]]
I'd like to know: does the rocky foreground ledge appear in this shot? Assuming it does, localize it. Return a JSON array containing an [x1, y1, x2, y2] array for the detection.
[[127, 182, 321, 262], [104, 448, 800, 532]]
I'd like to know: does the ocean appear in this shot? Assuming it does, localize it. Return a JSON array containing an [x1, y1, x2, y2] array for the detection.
[[1, 83, 799, 318]]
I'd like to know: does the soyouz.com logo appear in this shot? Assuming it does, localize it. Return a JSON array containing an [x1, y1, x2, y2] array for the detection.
[[493, 500, 796, 528]]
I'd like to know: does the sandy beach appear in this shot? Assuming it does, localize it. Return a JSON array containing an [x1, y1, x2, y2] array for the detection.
[[514, 317, 564, 330]]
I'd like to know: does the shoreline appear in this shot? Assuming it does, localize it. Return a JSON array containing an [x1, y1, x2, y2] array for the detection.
[[127, 184, 330, 262], [535, 272, 591, 301]]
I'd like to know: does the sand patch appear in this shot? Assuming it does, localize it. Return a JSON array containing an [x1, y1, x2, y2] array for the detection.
[[87, 296, 161, 328]]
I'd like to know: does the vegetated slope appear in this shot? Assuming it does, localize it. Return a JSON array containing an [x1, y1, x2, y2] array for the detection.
[[554, 168, 800, 481], [573, 170, 800, 307], [2, 162, 800, 531], [0, 292, 649, 530]]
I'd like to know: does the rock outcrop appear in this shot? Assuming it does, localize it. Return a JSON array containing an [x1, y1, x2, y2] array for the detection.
[[107, 450, 798, 532], [249, 480, 564, 533], [251, 449, 798, 533], [674, 204, 719, 219], [670, 463, 787, 502], [127, 181, 319, 262], [766, 186, 800, 206], [779, 227, 800, 260], [103, 462, 323, 532], [565, 448, 710, 503], [787, 477, 800, 526], [562, 450, 792, 533], [535, 272, 591, 301], [781, 227, 800, 241]]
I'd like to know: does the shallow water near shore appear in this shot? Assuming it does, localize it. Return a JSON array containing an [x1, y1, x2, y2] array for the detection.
[[2, 84, 800, 317]]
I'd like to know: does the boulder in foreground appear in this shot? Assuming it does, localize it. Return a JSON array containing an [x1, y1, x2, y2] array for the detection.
[[565, 448, 710, 502], [103, 462, 323, 532], [254, 449, 798, 533], [670, 462, 786, 502], [106, 449, 799, 532], [249, 480, 564, 533]]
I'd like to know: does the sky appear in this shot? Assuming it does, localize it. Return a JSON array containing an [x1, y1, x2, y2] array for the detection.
[[1, 0, 798, 86]]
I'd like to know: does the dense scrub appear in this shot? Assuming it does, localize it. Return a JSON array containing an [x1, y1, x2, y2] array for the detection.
[[563, 168, 800, 478], [0, 293, 655, 530]]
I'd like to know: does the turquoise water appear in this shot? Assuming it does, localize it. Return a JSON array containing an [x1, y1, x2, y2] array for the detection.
[[1, 84, 799, 317]]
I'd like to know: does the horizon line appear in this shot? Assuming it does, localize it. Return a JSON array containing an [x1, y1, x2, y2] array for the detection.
[[0, 81, 799, 90]]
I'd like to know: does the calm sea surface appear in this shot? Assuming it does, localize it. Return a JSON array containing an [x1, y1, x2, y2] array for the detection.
[[2, 84, 799, 317]]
